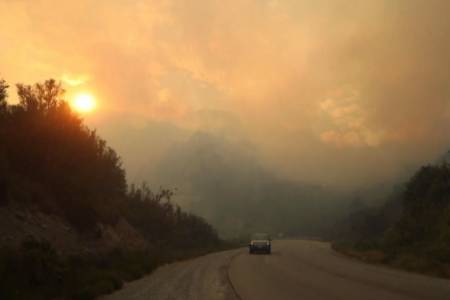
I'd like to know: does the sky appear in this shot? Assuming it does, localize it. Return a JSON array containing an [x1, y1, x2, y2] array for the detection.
[[1, 0, 450, 189]]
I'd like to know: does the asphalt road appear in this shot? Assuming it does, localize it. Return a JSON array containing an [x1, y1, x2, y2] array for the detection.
[[101, 240, 450, 300]]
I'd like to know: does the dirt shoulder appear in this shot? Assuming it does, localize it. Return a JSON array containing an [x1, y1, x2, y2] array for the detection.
[[100, 249, 241, 300]]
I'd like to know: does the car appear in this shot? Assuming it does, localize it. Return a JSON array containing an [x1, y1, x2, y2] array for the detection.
[[249, 233, 271, 254]]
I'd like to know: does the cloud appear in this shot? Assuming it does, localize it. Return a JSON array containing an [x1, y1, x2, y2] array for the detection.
[[1, 0, 449, 188]]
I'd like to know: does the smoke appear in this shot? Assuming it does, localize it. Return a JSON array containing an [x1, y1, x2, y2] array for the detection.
[[1, 0, 449, 190], [142, 131, 354, 237]]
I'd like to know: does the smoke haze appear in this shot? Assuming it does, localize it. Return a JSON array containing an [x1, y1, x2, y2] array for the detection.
[[1, 1, 450, 234]]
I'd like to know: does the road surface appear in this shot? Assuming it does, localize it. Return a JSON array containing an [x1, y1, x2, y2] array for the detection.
[[101, 240, 450, 300]]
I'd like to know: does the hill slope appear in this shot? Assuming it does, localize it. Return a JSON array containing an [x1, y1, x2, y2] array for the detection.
[[0, 79, 224, 300], [334, 159, 450, 277]]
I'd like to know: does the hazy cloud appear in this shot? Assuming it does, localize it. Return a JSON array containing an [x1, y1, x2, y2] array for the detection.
[[1, 0, 449, 188]]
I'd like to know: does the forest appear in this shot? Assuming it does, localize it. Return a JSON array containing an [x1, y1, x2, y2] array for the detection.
[[334, 159, 450, 277]]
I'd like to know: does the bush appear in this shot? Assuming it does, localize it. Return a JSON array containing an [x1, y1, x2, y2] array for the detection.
[[0, 239, 63, 300], [74, 280, 116, 300], [0, 240, 163, 300]]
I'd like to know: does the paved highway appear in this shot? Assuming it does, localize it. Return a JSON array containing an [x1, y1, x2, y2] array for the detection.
[[101, 240, 450, 300]]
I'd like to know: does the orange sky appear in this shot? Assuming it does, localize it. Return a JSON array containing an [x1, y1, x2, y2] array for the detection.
[[1, 0, 449, 187]]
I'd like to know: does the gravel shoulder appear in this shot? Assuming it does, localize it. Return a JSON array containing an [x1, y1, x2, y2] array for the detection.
[[99, 249, 241, 300]]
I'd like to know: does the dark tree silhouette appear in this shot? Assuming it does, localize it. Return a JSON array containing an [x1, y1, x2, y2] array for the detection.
[[335, 160, 450, 266], [0, 79, 127, 228], [0, 77, 221, 247], [0, 79, 7, 112]]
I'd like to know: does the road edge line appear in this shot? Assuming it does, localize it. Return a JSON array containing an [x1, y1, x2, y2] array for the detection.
[[226, 250, 243, 300]]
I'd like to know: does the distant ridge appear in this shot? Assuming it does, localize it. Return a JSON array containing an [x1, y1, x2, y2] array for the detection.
[[440, 149, 450, 164]]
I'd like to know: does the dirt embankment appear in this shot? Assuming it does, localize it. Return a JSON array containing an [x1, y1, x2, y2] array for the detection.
[[0, 203, 146, 255]]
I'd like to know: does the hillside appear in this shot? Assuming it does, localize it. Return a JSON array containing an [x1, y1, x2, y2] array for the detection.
[[334, 160, 450, 277], [0, 79, 224, 300]]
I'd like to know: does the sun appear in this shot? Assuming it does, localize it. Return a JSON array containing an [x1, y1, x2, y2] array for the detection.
[[72, 93, 96, 113]]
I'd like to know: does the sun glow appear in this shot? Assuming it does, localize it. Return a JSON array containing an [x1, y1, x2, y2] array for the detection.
[[72, 93, 96, 113]]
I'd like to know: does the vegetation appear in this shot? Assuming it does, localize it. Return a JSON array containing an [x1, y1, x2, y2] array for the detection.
[[0, 79, 125, 229], [334, 163, 450, 277], [0, 235, 224, 300], [125, 184, 220, 250], [0, 79, 225, 299]]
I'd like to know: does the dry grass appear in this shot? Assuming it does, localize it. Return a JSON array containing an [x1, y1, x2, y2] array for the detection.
[[332, 242, 450, 279], [334, 244, 386, 263]]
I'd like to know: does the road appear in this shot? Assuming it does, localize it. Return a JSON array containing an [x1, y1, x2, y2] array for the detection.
[[101, 240, 450, 300]]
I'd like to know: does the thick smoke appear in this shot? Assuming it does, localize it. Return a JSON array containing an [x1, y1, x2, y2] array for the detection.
[[1, 1, 449, 192]]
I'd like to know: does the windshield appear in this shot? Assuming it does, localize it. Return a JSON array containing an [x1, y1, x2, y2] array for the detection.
[[251, 233, 269, 240]]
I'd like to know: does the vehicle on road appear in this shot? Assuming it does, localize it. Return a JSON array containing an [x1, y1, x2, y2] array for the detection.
[[249, 233, 271, 254]]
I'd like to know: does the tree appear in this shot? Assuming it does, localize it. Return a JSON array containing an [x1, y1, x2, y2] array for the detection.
[[16, 79, 64, 113], [0, 79, 9, 204], [0, 79, 7, 114], [0, 78, 127, 229]]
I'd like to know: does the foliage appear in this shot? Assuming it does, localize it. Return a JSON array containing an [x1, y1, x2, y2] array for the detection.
[[0, 79, 126, 228], [334, 162, 450, 277], [0, 239, 156, 300], [0, 79, 8, 112], [125, 184, 220, 249], [388, 164, 450, 259]]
